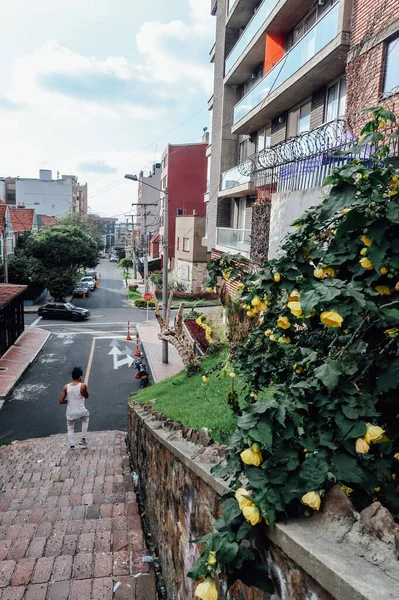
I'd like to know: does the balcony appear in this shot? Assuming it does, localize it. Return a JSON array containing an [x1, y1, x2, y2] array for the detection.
[[226, 0, 277, 76], [232, 2, 349, 134], [216, 227, 251, 255], [219, 165, 255, 197]]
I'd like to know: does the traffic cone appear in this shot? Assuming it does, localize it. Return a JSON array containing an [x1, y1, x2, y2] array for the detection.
[[126, 321, 132, 341]]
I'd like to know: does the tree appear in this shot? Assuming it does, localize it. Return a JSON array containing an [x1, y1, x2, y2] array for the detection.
[[59, 213, 103, 251], [119, 257, 133, 280], [190, 107, 399, 592], [114, 247, 126, 261]]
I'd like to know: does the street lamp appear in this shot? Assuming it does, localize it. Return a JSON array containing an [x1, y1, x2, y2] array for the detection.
[[125, 174, 169, 364]]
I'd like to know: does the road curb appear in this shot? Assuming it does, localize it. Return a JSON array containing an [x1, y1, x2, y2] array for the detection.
[[0, 331, 51, 402], [136, 324, 159, 384]]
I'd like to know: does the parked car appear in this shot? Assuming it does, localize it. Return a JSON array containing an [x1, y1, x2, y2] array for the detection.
[[109, 256, 118, 263], [38, 302, 90, 321], [80, 276, 96, 291], [73, 283, 90, 298], [99, 252, 106, 259], [85, 269, 97, 280]]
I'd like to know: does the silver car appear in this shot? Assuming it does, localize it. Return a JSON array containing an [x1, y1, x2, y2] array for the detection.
[[80, 276, 96, 291]]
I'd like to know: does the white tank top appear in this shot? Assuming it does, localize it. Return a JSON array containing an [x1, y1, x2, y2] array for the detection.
[[66, 383, 89, 420]]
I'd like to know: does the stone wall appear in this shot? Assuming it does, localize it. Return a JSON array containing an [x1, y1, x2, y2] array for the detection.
[[128, 405, 399, 600]]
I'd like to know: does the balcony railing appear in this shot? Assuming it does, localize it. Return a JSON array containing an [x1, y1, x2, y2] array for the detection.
[[226, 0, 277, 75], [217, 228, 251, 252], [221, 165, 251, 190], [233, 2, 340, 125]]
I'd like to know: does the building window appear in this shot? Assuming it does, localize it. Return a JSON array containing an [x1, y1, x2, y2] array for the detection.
[[177, 208, 184, 216], [177, 237, 180, 250], [384, 35, 399, 95], [287, 100, 311, 137], [325, 77, 346, 121], [256, 126, 271, 152], [285, 0, 336, 51], [183, 238, 189, 252], [163, 155, 168, 169]]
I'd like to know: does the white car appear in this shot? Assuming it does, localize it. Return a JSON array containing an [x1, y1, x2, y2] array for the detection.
[[80, 276, 96, 291], [109, 256, 118, 263]]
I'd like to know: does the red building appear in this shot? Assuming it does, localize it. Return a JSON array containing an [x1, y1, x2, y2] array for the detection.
[[159, 143, 207, 266]]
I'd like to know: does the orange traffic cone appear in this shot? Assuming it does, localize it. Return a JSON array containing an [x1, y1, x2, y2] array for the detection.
[[126, 321, 132, 341]]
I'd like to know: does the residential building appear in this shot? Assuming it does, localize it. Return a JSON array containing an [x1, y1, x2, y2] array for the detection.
[[159, 141, 208, 270], [0, 284, 26, 357], [115, 220, 134, 252], [9, 207, 38, 245], [204, 0, 352, 262], [37, 215, 59, 229], [0, 201, 14, 268], [101, 218, 118, 250], [3, 170, 88, 218], [136, 163, 162, 239], [174, 214, 210, 292]]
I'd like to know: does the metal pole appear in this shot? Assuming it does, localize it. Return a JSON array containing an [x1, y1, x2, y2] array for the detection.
[[3, 213, 8, 284], [162, 188, 169, 364], [132, 216, 137, 280], [143, 208, 149, 294]]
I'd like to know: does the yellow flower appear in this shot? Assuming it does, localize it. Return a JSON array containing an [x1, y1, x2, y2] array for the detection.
[[301, 491, 321, 511], [288, 289, 300, 302], [361, 235, 372, 247], [360, 257, 374, 270], [240, 447, 263, 467], [288, 301, 303, 318], [356, 437, 370, 454], [394, 453, 399, 461], [237, 283, 245, 290], [340, 485, 353, 497], [380, 267, 388, 275], [247, 310, 256, 318], [320, 311, 343, 328], [384, 328, 399, 337], [375, 286, 391, 295], [277, 316, 290, 330], [324, 267, 336, 278], [264, 329, 272, 337], [314, 267, 325, 279], [374, 487, 381, 493], [235, 488, 254, 510], [390, 189, 398, 196], [250, 392, 258, 399], [206, 287, 214, 294], [254, 279, 260, 285], [356, 173, 363, 180], [279, 336, 291, 344], [342, 208, 351, 215], [202, 376, 210, 383], [391, 175, 399, 183], [273, 273, 281, 283], [360, 248, 368, 257], [259, 302, 268, 312], [223, 271, 231, 280], [364, 423, 385, 444], [229, 372, 236, 379], [269, 334, 277, 342], [242, 505, 262, 526], [195, 578, 218, 600], [208, 551, 217, 566], [251, 296, 261, 307]]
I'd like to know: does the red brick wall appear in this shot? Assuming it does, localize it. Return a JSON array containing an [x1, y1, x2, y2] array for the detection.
[[347, 0, 399, 132]]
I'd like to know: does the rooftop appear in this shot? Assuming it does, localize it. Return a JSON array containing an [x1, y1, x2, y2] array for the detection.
[[9, 208, 35, 232], [37, 215, 58, 228], [0, 284, 27, 308]]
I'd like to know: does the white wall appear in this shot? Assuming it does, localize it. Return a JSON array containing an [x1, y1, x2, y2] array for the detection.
[[0, 180, 6, 203], [16, 178, 73, 217], [268, 186, 332, 258], [141, 168, 161, 235]]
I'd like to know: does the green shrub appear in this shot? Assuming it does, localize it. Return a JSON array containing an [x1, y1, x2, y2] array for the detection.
[[134, 298, 155, 308]]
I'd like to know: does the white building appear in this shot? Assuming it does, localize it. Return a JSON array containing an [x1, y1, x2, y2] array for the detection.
[[3, 170, 87, 218]]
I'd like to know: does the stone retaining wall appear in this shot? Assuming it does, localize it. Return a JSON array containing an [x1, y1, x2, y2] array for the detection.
[[127, 404, 399, 600]]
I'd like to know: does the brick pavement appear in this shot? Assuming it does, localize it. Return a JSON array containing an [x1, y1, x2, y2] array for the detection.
[[0, 431, 156, 599]]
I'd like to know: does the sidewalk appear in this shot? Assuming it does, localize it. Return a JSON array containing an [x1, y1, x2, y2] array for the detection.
[[0, 328, 50, 401], [0, 430, 156, 599], [136, 321, 184, 383]]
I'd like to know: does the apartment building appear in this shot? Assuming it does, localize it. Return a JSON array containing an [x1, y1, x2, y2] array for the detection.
[[2, 170, 88, 218], [159, 142, 207, 270], [205, 0, 352, 261], [101, 217, 118, 250], [174, 214, 210, 292], [136, 163, 162, 239]]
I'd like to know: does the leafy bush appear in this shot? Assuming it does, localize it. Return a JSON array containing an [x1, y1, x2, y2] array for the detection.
[[185, 320, 209, 352], [189, 107, 399, 593], [150, 272, 162, 286], [183, 310, 203, 322], [134, 298, 155, 308]]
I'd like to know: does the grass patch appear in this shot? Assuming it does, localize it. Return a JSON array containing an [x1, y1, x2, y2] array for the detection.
[[127, 289, 142, 302], [131, 348, 246, 443]]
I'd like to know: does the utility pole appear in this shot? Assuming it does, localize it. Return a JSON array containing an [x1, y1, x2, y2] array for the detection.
[[2, 212, 8, 284], [162, 188, 169, 364], [131, 215, 137, 280], [142, 208, 149, 294]]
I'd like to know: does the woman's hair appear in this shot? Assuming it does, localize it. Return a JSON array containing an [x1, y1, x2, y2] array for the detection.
[[71, 367, 83, 380]]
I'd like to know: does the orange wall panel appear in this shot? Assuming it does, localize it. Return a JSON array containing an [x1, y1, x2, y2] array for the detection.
[[264, 33, 285, 75]]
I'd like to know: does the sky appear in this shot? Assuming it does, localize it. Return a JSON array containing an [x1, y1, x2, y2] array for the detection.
[[0, 0, 215, 218]]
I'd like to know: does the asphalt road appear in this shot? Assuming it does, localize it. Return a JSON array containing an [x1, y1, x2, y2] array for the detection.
[[0, 261, 150, 444]]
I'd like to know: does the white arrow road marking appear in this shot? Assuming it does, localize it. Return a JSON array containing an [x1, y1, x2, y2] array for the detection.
[[108, 345, 134, 369], [109, 339, 121, 347]]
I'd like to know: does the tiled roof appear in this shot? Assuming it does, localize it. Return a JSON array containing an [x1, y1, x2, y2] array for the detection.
[[0, 201, 6, 235], [9, 208, 35, 232], [0, 284, 27, 308], [37, 215, 58, 228]]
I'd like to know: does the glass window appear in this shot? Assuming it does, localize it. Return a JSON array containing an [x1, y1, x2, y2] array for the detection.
[[183, 238, 189, 252], [257, 129, 266, 152], [326, 77, 346, 121], [298, 101, 311, 134], [238, 198, 246, 230], [384, 35, 399, 95], [206, 156, 211, 192], [177, 237, 180, 250], [338, 78, 346, 117]]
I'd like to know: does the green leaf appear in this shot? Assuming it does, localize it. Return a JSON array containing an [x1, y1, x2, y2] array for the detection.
[[237, 413, 257, 430], [381, 308, 399, 325], [335, 413, 367, 439], [376, 359, 399, 393], [319, 185, 357, 222], [236, 521, 252, 542], [342, 405, 359, 420], [331, 454, 366, 484], [248, 419, 273, 447], [367, 240, 389, 271], [222, 498, 241, 522], [314, 361, 343, 391], [383, 157, 399, 168], [299, 454, 329, 489], [386, 200, 399, 224], [187, 555, 208, 580], [299, 287, 319, 314], [245, 466, 268, 489], [216, 541, 239, 565], [336, 210, 366, 239]]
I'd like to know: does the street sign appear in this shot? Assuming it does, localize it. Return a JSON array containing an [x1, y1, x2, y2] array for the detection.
[[143, 293, 153, 301]]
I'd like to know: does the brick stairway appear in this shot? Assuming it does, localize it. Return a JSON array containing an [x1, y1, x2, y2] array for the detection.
[[0, 431, 155, 599]]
